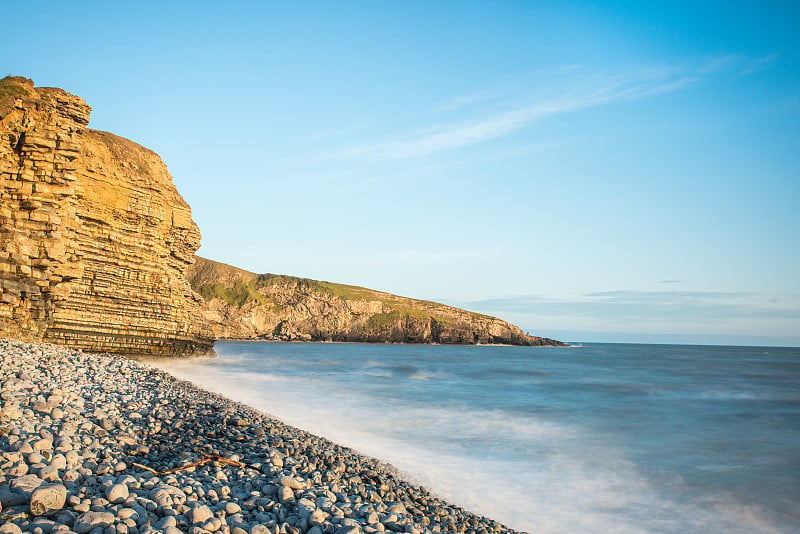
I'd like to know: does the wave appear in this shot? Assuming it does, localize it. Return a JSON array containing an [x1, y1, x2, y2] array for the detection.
[[153, 353, 798, 533]]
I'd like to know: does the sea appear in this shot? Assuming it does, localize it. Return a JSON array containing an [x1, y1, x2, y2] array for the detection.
[[152, 341, 800, 534]]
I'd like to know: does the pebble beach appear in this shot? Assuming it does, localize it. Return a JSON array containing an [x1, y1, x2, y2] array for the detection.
[[0, 339, 523, 534]]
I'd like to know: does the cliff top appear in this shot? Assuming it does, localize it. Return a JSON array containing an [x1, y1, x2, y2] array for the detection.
[[0, 76, 90, 125]]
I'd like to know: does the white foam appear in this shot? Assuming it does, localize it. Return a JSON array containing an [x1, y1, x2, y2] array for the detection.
[[153, 355, 795, 533]]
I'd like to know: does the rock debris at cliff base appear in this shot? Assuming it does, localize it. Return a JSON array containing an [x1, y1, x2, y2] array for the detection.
[[0, 339, 525, 534]]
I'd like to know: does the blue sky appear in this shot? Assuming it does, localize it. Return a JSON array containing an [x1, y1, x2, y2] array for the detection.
[[4, 1, 799, 345]]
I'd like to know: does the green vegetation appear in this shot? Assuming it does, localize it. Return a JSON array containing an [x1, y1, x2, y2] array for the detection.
[[0, 76, 33, 116], [257, 273, 304, 288], [187, 256, 554, 345], [0, 81, 27, 99], [191, 256, 486, 329], [367, 311, 403, 329], [317, 281, 378, 301], [196, 279, 276, 309]]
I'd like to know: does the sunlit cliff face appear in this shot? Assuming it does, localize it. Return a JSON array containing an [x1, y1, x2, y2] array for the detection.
[[0, 77, 212, 355]]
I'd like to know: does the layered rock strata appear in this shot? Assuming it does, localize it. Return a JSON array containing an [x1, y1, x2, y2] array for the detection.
[[0, 77, 212, 355], [190, 257, 565, 346]]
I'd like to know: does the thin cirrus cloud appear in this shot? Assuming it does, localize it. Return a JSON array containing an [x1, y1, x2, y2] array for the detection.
[[338, 56, 773, 161], [429, 64, 584, 114], [457, 290, 800, 323], [696, 53, 778, 76], [342, 74, 694, 160]]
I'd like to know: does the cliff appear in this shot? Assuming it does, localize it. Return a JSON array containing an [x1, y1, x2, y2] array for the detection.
[[0, 76, 213, 355], [190, 257, 565, 346]]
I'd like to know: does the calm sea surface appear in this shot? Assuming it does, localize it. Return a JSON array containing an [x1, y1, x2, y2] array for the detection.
[[153, 342, 800, 533]]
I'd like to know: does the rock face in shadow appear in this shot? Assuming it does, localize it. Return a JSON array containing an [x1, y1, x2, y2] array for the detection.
[[190, 256, 566, 346], [0, 76, 213, 355]]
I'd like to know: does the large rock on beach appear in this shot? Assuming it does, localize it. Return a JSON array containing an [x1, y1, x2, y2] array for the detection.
[[29, 484, 67, 516]]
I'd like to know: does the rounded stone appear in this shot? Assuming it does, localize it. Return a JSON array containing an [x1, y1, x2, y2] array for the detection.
[[50, 454, 67, 470], [74, 511, 115, 534], [105, 483, 129, 504], [0, 524, 23, 534], [280, 476, 304, 490], [30, 483, 68, 516], [190, 504, 213, 525], [224, 502, 241, 514], [279, 485, 295, 503]]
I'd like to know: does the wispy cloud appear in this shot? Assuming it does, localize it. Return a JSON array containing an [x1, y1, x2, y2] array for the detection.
[[582, 289, 759, 302], [455, 290, 800, 324], [337, 55, 775, 161], [343, 76, 696, 160], [697, 53, 778, 76], [431, 64, 584, 114]]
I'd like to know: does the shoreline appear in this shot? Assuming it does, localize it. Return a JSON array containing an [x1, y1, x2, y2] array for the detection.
[[0, 339, 524, 534], [210, 338, 568, 348]]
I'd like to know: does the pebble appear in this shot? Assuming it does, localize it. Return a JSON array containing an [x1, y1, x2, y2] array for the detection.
[[190, 504, 214, 524], [29, 484, 67, 516], [105, 483, 129, 504], [74, 511, 115, 534], [279, 485, 295, 503], [0, 339, 521, 534]]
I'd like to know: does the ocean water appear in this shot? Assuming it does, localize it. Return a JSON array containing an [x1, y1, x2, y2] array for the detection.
[[152, 342, 800, 533]]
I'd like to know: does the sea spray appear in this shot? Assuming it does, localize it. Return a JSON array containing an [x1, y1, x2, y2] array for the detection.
[[154, 341, 800, 533]]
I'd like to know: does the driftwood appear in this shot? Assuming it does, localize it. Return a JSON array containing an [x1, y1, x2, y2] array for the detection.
[[132, 452, 256, 476]]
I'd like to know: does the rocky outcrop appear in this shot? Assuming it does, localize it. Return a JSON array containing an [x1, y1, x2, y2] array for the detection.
[[190, 257, 565, 346], [0, 76, 213, 355]]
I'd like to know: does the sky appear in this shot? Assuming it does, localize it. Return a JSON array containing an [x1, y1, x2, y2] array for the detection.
[[3, 1, 799, 345]]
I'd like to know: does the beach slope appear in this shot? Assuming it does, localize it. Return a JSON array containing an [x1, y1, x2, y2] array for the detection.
[[0, 339, 523, 534]]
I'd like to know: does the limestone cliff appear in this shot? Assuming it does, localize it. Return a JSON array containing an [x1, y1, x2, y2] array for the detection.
[[190, 257, 565, 346], [0, 76, 213, 355]]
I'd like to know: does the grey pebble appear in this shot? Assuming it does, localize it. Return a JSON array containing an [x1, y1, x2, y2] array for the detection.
[[74, 511, 115, 534], [0, 339, 522, 534]]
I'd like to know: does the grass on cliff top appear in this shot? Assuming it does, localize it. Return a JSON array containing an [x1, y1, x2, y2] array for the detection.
[[196, 280, 277, 310], [0, 76, 34, 116], [316, 281, 476, 324]]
